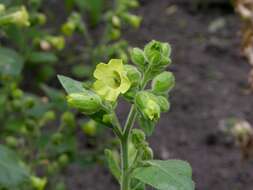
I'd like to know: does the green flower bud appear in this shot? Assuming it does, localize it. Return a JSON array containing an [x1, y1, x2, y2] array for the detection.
[[5, 136, 18, 147], [24, 97, 35, 108], [47, 161, 59, 174], [19, 125, 29, 135], [110, 28, 121, 40], [122, 13, 142, 28], [58, 154, 69, 167], [144, 40, 171, 66], [43, 111, 56, 122], [152, 71, 175, 94], [0, 6, 30, 27], [102, 113, 114, 125], [30, 176, 47, 190], [126, 0, 139, 8], [32, 13, 46, 25], [135, 91, 160, 121], [51, 133, 63, 145], [112, 15, 121, 28], [156, 96, 170, 112], [67, 91, 102, 115], [61, 22, 76, 36], [142, 146, 153, 160], [124, 64, 141, 86], [81, 120, 97, 137], [12, 89, 23, 99], [46, 36, 65, 50], [61, 111, 75, 128], [131, 129, 146, 148], [130, 48, 145, 68]]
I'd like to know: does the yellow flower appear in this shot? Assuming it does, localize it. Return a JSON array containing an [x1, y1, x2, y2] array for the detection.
[[93, 59, 131, 102]]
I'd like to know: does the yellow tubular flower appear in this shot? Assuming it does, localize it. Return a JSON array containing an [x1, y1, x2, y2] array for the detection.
[[93, 59, 131, 102]]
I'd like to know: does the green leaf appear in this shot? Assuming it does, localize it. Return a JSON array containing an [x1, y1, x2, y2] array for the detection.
[[27, 51, 58, 64], [0, 145, 29, 188], [41, 84, 67, 111], [132, 160, 195, 190], [104, 149, 121, 182], [0, 47, 24, 77], [137, 114, 155, 136], [57, 75, 84, 94]]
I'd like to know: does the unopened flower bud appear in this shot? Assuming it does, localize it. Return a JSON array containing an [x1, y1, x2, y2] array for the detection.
[[110, 28, 121, 40], [30, 176, 47, 190], [124, 64, 141, 86], [131, 129, 146, 148], [43, 111, 56, 122], [61, 22, 76, 36], [58, 153, 69, 167], [51, 133, 63, 145], [142, 146, 153, 160], [102, 113, 114, 125], [135, 91, 160, 121], [112, 15, 121, 28], [0, 6, 30, 26], [130, 48, 145, 68], [67, 91, 102, 115], [122, 13, 141, 28], [152, 71, 175, 94], [156, 96, 170, 112], [126, 0, 139, 8], [46, 36, 65, 50], [144, 40, 171, 66], [31, 13, 46, 25], [81, 120, 97, 137], [61, 111, 75, 128]]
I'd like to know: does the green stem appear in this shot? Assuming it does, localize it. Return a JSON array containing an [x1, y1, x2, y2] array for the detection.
[[119, 65, 150, 190], [120, 106, 138, 190]]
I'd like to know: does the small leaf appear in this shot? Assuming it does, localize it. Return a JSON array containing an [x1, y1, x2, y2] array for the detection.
[[0, 47, 24, 77], [57, 75, 84, 94], [132, 159, 195, 190], [104, 149, 121, 182], [0, 145, 29, 188]]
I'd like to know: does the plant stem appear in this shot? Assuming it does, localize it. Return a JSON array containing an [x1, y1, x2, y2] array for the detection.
[[119, 66, 150, 190], [120, 106, 138, 190]]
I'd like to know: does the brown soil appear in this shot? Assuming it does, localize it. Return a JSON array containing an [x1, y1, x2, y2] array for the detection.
[[66, 0, 253, 189]]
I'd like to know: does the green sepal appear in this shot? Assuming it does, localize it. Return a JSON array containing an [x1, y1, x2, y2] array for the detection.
[[137, 114, 155, 136]]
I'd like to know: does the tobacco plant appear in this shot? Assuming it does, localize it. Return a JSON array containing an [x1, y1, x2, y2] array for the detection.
[[58, 40, 195, 190]]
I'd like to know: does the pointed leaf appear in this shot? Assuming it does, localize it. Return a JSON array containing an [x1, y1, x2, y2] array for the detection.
[[57, 75, 84, 94], [133, 159, 195, 190]]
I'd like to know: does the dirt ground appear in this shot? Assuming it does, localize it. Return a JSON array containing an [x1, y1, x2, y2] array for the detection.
[[66, 0, 253, 189]]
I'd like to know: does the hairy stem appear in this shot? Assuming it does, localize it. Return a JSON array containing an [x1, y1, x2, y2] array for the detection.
[[120, 106, 138, 190], [119, 67, 149, 190]]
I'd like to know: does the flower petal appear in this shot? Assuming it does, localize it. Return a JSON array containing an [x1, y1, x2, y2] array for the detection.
[[93, 62, 111, 80]]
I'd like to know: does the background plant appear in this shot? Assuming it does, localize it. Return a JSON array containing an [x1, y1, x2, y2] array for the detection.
[[58, 40, 195, 190], [0, 0, 141, 189]]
